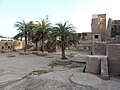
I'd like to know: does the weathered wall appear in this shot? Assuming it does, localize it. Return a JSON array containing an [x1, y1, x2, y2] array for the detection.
[[74, 32, 92, 51], [0, 41, 24, 52], [107, 44, 120, 75], [107, 18, 120, 43], [85, 56, 101, 74], [91, 14, 106, 42], [0, 41, 13, 52], [85, 55, 109, 80], [101, 58, 109, 80], [14, 41, 24, 51], [92, 42, 106, 55]]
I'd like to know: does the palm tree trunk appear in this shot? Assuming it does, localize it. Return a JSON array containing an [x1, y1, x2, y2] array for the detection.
[[24, 30, 27, 52], [61, 36, 67, 59], [41, 38, 44, 53], [62, 44, 66, 59]]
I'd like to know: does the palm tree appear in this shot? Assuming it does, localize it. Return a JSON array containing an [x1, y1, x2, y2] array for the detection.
[[13, 32, 24, 41], [51, 21, 78, 59], [27, 21, 36, 42], [33, 18, 51, 52], [14, 20, 31, 52]]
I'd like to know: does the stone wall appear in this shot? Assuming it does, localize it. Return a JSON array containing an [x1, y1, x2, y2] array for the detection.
[[107, 35, 120, 44], [115, 36, 120, 43], [0, 41, 24, 52], [106, 18, 113, 40], [107, 18, 120, 43], [92, 42, 106, 55], [92, 14, 106, 42], [107, 44, 120, 75], [74, 32, 92, 51], [0, 41, 14, 52], [85, 55, 109, 80], [85, 55, 101, 74], [14, 41, 24, 51]]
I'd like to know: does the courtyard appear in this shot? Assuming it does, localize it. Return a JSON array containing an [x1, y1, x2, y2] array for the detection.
[[0, 51, 120, 90]]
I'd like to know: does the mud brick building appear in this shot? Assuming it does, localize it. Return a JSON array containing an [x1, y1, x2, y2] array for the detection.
[[75, 32, 92, 51], [0, 36, 24, 52], [85, 14, 120, 79]]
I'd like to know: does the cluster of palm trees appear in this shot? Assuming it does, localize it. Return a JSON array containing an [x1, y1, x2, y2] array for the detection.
[[14, 18, 78, 59]]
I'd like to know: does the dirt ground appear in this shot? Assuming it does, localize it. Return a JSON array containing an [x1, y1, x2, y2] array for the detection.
[[0, 51, 120, 90]]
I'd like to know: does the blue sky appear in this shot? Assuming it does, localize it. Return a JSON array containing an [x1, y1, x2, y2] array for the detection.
[[0, 0, 120, 37]]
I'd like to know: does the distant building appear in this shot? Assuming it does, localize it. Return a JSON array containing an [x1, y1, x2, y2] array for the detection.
[[74, 14, 107, 52], [75, 32, 92, 51], [0, 36, 24, 52]]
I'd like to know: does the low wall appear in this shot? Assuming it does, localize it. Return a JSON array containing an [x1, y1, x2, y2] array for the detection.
[[85, 55, 101, 74], [85, 55, 109, 80]]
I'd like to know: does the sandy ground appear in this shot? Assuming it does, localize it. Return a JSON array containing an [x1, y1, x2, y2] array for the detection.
[[0, 51, 120, 90]]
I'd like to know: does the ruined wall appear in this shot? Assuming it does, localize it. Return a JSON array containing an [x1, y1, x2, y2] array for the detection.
[[14, 41, 24, 51], [0, 41, 13, 52], [0, 41, 24, 52], [107, 44, 120, 75], [74, 32, 92, 51], [107, 18, 120, 43], [91, 14, 106, 42], [92, 42, 106, 55], [85, 55, 101, 74], [106, 18, 112, 41], [106, 35, 120, 44]]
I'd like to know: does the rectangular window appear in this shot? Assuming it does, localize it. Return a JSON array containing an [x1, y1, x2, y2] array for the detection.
[[94, 35, 99, 39]]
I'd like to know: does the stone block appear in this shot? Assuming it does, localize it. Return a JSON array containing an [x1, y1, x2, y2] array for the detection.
[[85, 55, 101, 74]]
